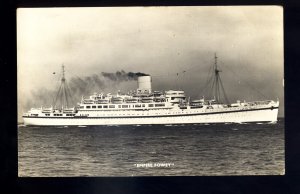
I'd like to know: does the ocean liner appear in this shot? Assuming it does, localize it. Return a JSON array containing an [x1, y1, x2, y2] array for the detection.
[[23, 55, 279, 126]]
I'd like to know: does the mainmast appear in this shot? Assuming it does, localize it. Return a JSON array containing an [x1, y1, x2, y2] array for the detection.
[[214, 53, 220, 102], [210, 53, 229, 104]]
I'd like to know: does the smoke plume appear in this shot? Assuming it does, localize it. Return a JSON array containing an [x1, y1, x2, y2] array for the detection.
[[22, 70, 149, 112], [101, 70, 149, 81]]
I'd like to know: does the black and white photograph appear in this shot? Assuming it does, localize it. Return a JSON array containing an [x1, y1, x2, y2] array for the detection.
[[17, 6, 284, 176]]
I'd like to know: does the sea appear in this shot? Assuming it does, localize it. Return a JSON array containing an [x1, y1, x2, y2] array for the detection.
[[18, 119, 284, 177]]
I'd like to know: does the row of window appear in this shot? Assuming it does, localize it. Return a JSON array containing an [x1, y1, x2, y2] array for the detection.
[[80, 104, 166, 109], [97, 112, 182, 116], [45, 113, 75, 116]]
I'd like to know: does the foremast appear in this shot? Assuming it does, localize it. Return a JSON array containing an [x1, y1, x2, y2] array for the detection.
[[53, 65, 73, 110]]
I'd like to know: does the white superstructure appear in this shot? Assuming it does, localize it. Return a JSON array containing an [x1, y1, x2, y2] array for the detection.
[[23, 76, 279, 126], [22, 57, 280, 126], [23, 100, 279, 126]]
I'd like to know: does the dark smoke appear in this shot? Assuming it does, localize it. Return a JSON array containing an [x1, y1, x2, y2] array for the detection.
[[68, 74, 106, 97], [102, 70, 149, 81], [23, 70, 149, 111]]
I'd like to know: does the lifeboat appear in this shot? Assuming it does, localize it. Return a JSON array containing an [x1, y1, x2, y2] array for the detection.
[[141, 97, 153, 103], [111, 97, 123, 104], [97, 99, 109, 104], [83, 99, 94, 104], [125, 98, 138, 103], [63, 108, 75, 113], [41, 108, 52, 113]]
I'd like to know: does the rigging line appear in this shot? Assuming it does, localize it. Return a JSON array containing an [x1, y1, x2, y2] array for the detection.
[[59, 86, 63, 108], [62, 84, 67, 108], [63, 73, 74, 107], [199, 74, 214, 96], [203, 63, 214, 87], [218, 75, 230, 104], [221, 63, 268, 99], [202, 71, 214, 91], [64, 84, 69, 108], [197, 63, 215, 96], [56, 65, 79, 107], [51, 86, 59, 107], [57, 86, 63, 108], [61, 84, 65, 108], [65, 80, 76, 106], [178, 57, 216, 73], [61, 87, 65, 108], [188, 61, 215, 93], [63, 87, 67, 108], [51, 73, 63, 105], [53, 84, 63, 107], [65, 84, 74, 105], [209, 76, 216, 99], [215, 74, 219, 101]]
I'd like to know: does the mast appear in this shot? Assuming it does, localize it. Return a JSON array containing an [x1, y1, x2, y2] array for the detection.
[[53, 64, 72, 110], [210, 53, 229, 104], [61, 65, 68, 109], [214, 53, 220, 102]]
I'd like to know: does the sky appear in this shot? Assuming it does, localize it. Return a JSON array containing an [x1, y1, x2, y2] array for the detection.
[[17, 6, 284, 121]]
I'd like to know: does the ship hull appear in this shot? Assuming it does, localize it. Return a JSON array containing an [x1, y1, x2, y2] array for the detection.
[[23, 107, 278, 126]]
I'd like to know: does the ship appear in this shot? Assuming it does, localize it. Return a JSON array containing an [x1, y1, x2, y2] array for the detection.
[[22, 55, 279, 126]]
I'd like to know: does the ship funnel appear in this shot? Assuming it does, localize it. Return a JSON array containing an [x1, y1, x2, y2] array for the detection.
[[137, 76, 152, 94]]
